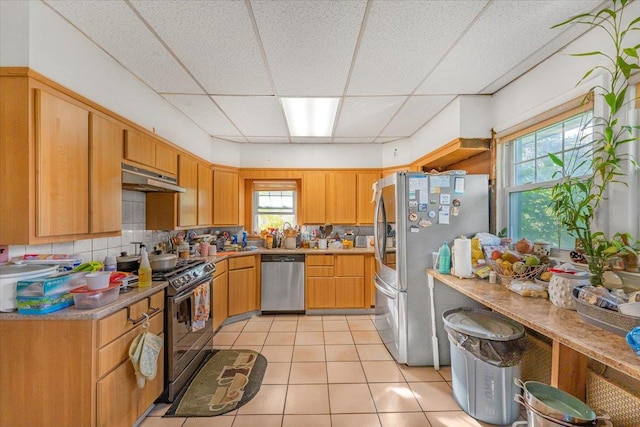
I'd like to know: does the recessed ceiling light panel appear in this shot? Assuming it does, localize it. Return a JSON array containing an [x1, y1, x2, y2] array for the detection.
[[281, 97, 340, 137]]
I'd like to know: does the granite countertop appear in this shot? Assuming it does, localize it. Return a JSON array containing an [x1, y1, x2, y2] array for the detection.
[[203, 246, 376, 262], [428, 269, 640, 381], [0, 281, 168, 321]]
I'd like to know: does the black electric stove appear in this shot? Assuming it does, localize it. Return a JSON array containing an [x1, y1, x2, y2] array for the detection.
[[152, 258, 216, 296]]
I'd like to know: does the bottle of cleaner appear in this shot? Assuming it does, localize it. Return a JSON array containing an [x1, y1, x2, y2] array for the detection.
[[103, 254, 117, 272], [138, 248, 152, 288], [438, 242, 451, 274]]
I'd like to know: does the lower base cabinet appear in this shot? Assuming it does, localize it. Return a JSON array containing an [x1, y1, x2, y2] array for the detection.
[[228, 255, 259, 316], [213, 259, 229, 330], [306, 254, 367, 309]]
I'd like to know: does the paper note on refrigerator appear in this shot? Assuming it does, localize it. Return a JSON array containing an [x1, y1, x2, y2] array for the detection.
[[438, 206, 450, 224]]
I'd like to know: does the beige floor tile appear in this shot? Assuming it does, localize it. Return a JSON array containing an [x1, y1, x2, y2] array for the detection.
[[232, 414, 283, 427], [262, 362, 291, 384], [325, 344, 359, 361], [182, 416, 235, 426], [328, 383, 377, 413], [234, 332, 268, 346], [249, 315, 274, 322], [219, 320, 247, 332], [410, 382, 460, 411], [322, 320, 350, 331], [289, 361, 328, 384], [378, 412, 431, 427], [369, 382, 422, 413], [139, 417, 186, 427], [438, 366, 452, 381], [425, 411, 486, 427], [300, 314, 323, 321], [352, 330, 383, 344], [322, 314, 346, 320], [356, 344, 393, 361], [236, 384, 287, 415], [147, 403, 171, 416], [260, 345, 293, 362], [399, 365, 444, 382], [264, 332, 296, 346], [231, 344, 263, 353], [212, 332, 239, 346], [269, 321, 297, 332], [296, 320, 324, 331], [282, 414, 331, 427], [272, 314, 300, 321], [346, 314, 374, 320], [361, 361, 405, 382], [348, 319, 377, 331], [326, 361, 367, 383], [331, 414, 381, 427], [324, 331, 354, 345], [292, 345, 326, 362], [284, 384, 330, 414], [295, 331, 325, 345], [243, 322, 272, 332]]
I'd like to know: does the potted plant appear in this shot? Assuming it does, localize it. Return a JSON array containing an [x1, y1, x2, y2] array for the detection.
[[548, 0, 639, 286]]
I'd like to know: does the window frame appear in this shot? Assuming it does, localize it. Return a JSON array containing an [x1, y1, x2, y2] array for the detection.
[[252, 181, 298, 232]]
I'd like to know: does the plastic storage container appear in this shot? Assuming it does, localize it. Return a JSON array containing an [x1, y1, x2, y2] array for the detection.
[[443, 307, 527, 425], [70, 282, 120, 309], [16, 291, 74, 314]]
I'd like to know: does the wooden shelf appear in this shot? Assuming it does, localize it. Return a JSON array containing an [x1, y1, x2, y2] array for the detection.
[[414, 138, 491, 172]]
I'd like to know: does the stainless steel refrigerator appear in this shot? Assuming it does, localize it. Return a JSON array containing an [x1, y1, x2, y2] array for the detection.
[[373, 172, 488, 366]]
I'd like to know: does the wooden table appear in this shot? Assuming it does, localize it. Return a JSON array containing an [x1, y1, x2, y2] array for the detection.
[[427, 270, 640, 400]]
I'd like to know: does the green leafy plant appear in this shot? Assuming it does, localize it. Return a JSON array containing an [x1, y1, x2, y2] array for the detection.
[[548, 0, 639, 285]]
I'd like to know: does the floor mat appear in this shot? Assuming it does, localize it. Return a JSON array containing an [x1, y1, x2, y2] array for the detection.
[[164, 349, 267, 417]]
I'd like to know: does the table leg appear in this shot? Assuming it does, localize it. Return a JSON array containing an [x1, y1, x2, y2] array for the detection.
[[551, 340, 588, 400]]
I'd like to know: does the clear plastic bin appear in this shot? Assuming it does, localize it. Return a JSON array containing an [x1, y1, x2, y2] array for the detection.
[[71, 283, 120, 309]]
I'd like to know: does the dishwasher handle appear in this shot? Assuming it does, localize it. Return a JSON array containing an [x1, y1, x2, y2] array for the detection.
[[261, 254, 305, 263]]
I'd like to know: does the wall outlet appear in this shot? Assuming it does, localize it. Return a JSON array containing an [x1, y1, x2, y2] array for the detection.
[[0, 245, 8, 263]]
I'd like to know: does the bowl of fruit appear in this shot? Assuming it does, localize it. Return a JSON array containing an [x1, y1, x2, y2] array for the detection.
[[488, 249, 548, 285]]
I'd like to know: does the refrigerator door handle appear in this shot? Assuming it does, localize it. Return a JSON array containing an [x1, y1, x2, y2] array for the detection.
[[374, 275, 397, 299], [373, 191, 386, 262]]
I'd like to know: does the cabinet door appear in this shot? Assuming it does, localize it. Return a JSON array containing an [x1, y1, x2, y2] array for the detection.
[[228, 268, 255, 316], [213, 170, 239, 225], [35, 89, 89, 237], [306, 277, 336, 309], [213, 270, 229, 330], [154, 142, 177, 175], [123, 129, 154, 167], [197, 163, 213, 226], [335, 277, 364, 308], [138, 343, 165, 414], [325, 172, 357, 224], [356, 172, 380, 224], [335, 255, 364, 277], [90, 113, 122, 234], [301, 171, 326, 224], [178, 155, 198, 227], [97, 362, 138, 427]]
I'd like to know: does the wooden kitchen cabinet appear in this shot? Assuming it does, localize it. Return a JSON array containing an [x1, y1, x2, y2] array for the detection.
[[178, 154, 198, 227], [301, 171, 326, 224], [213, 259, 229, 330], [198, 163, 213, 226], [228, 255, 258, 316], [326, 171, 357, 224], [366, 253, 375, 307], [356, 172, 380, 224], [0, 289, 165, 427], [306, 254, 366, 309], [335, 254, 364, 308], [124, 128, 178, 176], [213, 169, 239, 226]]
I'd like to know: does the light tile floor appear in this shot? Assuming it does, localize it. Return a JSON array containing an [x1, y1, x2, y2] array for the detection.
[[141, 314, 512, 427]]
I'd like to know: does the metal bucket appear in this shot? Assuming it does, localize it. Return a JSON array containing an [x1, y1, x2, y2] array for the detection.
[[514, 379, 596, 425]]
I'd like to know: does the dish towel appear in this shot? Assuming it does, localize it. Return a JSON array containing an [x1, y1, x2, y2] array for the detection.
[[192, 283, 210, 332]]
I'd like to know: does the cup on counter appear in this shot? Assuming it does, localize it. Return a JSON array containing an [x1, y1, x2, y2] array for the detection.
[[199, 242, 210, 257], [209, 245, 217, 256], [318, 239, 328, 250]]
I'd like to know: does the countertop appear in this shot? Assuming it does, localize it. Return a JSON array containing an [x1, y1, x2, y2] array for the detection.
[[202, 245, 376, 262], [428, 269, 640, 381]]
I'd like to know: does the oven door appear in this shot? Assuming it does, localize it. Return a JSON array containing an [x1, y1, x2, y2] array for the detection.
[[167, 277, 214, 387]]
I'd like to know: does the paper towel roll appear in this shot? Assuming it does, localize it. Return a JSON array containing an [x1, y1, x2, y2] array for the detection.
[[453, 237, 473, 278]]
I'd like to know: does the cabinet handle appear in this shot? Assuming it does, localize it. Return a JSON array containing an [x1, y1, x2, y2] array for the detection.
[[127, 297, 161, 325]]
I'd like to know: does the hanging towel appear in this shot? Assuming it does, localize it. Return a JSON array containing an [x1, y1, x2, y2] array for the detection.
[[192, 283, 210, 332]]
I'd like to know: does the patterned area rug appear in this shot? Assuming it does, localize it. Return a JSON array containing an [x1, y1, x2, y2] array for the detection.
[[165, 349, 267, 417]]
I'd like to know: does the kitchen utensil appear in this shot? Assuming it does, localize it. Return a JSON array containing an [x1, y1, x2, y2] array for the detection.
[[85, 272, 111, 290], [318, 239, 328, 250], [116, 253, 140, 272], [515, 379, 597, 425], [148, 253, 177, 271]]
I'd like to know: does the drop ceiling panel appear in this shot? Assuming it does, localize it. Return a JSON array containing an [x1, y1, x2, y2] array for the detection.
[[291, 137, 334, 143], [246, 137, 291, 143], [130, 0, 272, 95], [333, 137, 379, 143], [251, 0, 366, 96], [416, 1, 603, 95], [46, 1, 202, 94], [381, 95, 455, 137], [213, 96, 288, 137], [347, 1, 488, 95], [162, 94, 240, 137], [335, 97, 406, 137]]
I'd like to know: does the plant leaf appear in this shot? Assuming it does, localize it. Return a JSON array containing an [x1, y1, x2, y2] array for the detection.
[[549, 152, 564, 167]]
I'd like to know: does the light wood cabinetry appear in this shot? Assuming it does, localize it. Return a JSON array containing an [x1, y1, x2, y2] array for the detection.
[[325, 172, 357, 224], [198, 163, 213, 226], [178, 155, 198, 227], [213, 259, 229, 331], [228, 255, 258, 316], [356, 172, 380, 224], [124, 128, 178, 176], [0, 289, 165, 427], [301, 171, 326, 224], [366, 253, 375, 307], [213, 169, 239, 226], [306, 254, 367, 309]]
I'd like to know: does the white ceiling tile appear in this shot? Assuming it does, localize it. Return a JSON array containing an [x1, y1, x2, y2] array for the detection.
[[291, 137, 334, 143], [46, 0, 202, 94], [162, 94, 240, 137], [380, 95, 455, 137], [416, 1, 603, 95], [347, 1, 488, 95], [130, 0, 272, 95], [246, 137, 291, 143], [212, 96, 289, 137], [220, 136, 249, 143], [335, 97, 406, 137], [332, 137, 377, 143], [251, 0, 366, 96]]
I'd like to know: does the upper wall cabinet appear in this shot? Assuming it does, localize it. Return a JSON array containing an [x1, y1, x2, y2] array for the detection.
[[213, 169, 239, 226], [124, 129, 177, 176], [301, 171, 326, 224], [356, 172, 380, 225], [0, 72, 123, 244], [325, 171, 357, 225]]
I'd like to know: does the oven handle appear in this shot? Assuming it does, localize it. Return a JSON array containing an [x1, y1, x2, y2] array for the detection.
[[171, 275, 213, 304], [127, 296, 161, 325]]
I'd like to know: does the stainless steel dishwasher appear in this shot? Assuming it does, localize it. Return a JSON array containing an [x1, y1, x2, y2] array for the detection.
[[261, 253, 305, 313]]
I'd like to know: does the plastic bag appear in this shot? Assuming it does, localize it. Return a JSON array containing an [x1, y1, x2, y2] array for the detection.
[[444, 325, 528, 367]]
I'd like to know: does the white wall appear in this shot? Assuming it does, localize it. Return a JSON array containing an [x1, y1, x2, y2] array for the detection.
[[239, 142, 382, 168], [0, 1, 29, 65]]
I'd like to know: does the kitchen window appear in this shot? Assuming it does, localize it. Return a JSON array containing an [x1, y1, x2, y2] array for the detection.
[[500, 95, 593, 250], [253, 181, 297, 232]]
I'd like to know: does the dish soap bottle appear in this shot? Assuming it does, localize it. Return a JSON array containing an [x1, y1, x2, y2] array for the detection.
[[438, 242, 451, 274], [138, 248, 152, 288]]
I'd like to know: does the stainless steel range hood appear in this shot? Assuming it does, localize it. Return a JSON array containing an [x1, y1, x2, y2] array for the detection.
[[122, 163, 185, 193]]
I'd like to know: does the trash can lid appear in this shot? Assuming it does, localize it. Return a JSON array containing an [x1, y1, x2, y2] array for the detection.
[[443, 308, 524, 341]]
